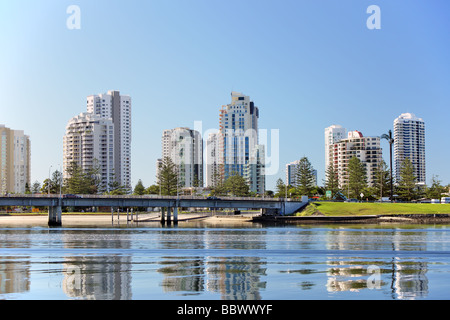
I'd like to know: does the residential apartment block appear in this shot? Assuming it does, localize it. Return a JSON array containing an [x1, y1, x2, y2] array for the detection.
[[393, 113, 426, 185], [63, 113, 114, 192], [64, 90, 131, 191], [211, 92, 265, 194], [0, 125, 31, 194], [159, 127, 203, 188], [329, 130, 382, 188], [324, 124, 346, 173]]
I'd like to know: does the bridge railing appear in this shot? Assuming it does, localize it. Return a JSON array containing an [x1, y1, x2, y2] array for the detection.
[[0, 194, 303, 202]]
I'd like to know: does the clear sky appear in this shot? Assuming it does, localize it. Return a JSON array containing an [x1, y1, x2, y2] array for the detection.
[[1, 0, 449, 191]]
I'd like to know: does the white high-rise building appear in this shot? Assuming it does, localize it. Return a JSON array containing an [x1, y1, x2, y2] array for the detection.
[[86, 90, 132, 189], [160, 127, 203, 188], [64, 90, 131, 192], [218, 92, 265, 194], [0, 125, 31, 194], [393, 113, 426, 185], [325, 125, 346, 173], [329, 130, 383, 188], [63, 113, 115, 192], [205, 132, 222, 188]]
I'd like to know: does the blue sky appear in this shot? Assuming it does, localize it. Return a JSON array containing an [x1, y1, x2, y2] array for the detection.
[[1, 0, 449, 190]]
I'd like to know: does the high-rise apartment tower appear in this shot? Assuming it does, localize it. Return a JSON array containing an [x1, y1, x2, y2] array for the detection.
[[393, 113, 426, 185]]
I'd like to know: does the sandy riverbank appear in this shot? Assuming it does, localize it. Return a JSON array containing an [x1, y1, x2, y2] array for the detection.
[[0, 213, 255, 227], [2, 213, 449, 228]]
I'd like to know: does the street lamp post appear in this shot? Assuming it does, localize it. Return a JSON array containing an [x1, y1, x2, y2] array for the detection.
[[48, 165, 52, 195]]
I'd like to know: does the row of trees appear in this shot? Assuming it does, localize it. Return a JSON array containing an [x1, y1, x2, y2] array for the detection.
[[151, 157, 252, 197], [272, 155, 448, 202], [26, 157, 254, 198], [274, 157, 319, 198], [323, 156, 447, 201], [26, 156, 448, 201], [27, 161, 130, 196]]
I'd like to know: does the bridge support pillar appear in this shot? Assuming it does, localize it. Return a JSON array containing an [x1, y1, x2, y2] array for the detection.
[[167, 207, 172, 224], [160, 207, 166, 224], [48, 205, 62, 227], [173, 207, 178, 223]]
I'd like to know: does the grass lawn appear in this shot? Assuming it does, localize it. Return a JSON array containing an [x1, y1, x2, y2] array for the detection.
[[307, 202, 450, 216]]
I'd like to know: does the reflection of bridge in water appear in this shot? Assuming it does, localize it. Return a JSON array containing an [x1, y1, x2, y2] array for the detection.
[[0, 195, 307, 226]]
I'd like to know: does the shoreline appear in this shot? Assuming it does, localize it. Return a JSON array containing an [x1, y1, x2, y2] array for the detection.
[[253, 214, 450, 224], [0, 213, 256, 227], [1, 213, 450, 227]]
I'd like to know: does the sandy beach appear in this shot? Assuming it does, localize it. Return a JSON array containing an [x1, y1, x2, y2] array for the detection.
[[0, 212, 255, 227], [3, 212, 449, 228]]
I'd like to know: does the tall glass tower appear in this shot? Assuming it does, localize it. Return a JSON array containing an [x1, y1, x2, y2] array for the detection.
[[218, 92, 265, 194]]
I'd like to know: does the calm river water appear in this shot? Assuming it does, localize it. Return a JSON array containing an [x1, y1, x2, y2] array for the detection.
[[1, 221, 450, 300]]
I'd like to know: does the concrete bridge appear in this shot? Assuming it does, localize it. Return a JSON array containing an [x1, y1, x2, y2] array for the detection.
[[0, 194, 308, 226]]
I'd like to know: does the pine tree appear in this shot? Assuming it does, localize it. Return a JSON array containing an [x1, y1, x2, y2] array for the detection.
[[157, 157, 179, 196], [426, 175, 445, 201], [223, 172, 249, 197], [84, 159, 102, 194], [31, 181, 41, 194], [295, 157, 316, 196], [133, 179, 146, 195], [64, 162, 86, 194], [373, 160, 390, 199], [210, 164, 225, 196], [397, 157, 418, 201], [107, 172, 128, 195], [275, 178, 286, 198], [145, 184, 160, 195], [345, 156, 367, 199], [324, 164, 339, 197]]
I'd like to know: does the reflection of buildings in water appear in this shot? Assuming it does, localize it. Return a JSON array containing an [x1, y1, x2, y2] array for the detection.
[[157, 228, 206, 294], [326, 260, 369, 292], [325, 228, 429, 298], [391, 258, 428, 300], [0, 230, 32, 296], [156, 229, 268, 299], [204, 230, 267, 300], [205, 256, 267, 300], [62, 255, 132, 300], [62, 233, 132, 300], [389, 230, 429, 299], [0, 257, 30, 295], [158, 257, 205, 293]]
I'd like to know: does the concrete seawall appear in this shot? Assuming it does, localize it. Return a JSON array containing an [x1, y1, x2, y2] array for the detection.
[[253, 214, 450, 224]]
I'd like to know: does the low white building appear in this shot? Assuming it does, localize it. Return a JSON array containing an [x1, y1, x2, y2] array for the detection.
[[330, 130, 382, 188], [63, 113, 115, 192]]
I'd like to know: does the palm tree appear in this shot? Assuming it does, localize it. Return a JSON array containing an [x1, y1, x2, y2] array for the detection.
[[381, 130, 394, 201]]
